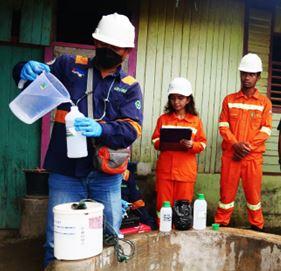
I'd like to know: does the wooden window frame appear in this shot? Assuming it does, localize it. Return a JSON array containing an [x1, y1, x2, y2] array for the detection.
[[268, 32, 281, 113], [245, 0, 280, 113]]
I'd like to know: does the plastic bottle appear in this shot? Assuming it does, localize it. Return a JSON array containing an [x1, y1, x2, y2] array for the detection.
[[193, 193, 207, 230], [159, 201, 172, 232], [65, 106, 88, 158]]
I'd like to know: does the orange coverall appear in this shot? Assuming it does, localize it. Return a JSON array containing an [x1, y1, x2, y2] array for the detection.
[[215, 89, 272, 229], [152, 112, 207, 218]]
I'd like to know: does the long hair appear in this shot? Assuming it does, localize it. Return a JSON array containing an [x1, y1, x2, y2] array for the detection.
[[164, 94, 198, 116]]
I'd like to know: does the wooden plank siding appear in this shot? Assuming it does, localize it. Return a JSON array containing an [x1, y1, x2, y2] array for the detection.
[[247, 7, 281, 173], [0, 0, 52, 46], [134, 0, 244, 173], [0, 2, 13, 41], [274, 1, 281, 33], [20, 0, 53, 45], [264, 114, 281, 173], [0, 45, 42, 228], [248, 8, 271, 94], [271, 1, 281, 172]]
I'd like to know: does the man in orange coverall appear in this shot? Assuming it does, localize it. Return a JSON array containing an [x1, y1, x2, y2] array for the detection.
[[214, 53, 272, 231]]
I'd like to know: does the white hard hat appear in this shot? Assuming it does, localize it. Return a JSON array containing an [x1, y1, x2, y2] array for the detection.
[[238, 53, 263, 73], [92, 13, 135, 48], [168, 77, 192, 97]]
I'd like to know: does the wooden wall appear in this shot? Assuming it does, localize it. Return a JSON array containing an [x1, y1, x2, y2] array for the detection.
[[19, 0, 53, 45], [134, 0, 244, 173], [0, 0, 52, 228], [247, 7, 281, 173], [0, 0, 52, 45], [0, 46, 42, 228], [248, 8, 271, 95], [274, 0, 281, 33]]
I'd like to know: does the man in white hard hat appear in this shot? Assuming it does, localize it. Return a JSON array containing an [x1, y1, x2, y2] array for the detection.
[[215, 53, 272, 232], [13, 13, 143, 268]]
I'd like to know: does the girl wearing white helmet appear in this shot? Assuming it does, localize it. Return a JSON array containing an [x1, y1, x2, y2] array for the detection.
[[152, 77, 207, 226]]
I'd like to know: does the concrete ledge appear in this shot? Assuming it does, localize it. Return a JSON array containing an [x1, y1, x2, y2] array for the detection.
[[46, 228, 281, 271], [0, 230, 19, 241], [20, 196, 48, 238]]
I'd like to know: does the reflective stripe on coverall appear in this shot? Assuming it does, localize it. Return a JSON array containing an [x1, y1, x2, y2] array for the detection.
[[151, 112, 207, 217], [215, 89, 272, 228]]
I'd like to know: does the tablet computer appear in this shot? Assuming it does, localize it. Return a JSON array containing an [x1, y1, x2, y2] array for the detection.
[[160, 127, 192, 151]]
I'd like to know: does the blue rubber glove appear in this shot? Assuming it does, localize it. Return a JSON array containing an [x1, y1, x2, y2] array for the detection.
[[74, 117, 102, 137], [121, 199, 130, 218], [20, 60, 50, 81]]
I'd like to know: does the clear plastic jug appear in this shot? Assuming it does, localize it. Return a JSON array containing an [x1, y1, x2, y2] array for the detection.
[[9, 72, 71, 124]]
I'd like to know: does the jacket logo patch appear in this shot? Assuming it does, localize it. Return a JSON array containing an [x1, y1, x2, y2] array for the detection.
[[114, 86, 128, 93], [71, 67, 85, 78], [135, 100, 141, 110], [75, 55, 88, 65], [121, 76, 136, 85]]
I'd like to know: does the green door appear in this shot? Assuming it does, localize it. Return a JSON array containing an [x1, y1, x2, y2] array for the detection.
[[0, 45, 42, 228]]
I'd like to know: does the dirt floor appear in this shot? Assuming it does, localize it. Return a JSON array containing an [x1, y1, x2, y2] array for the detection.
[[0, 236, 44, 271]]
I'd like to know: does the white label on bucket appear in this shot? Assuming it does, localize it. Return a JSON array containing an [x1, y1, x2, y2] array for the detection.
[[80, 226, 86, 245], [54, 216, 103, 260], [89, 216, 102, 229]]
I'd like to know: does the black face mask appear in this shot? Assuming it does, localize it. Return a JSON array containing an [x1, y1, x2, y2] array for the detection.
[[94, 47, 123, 70]]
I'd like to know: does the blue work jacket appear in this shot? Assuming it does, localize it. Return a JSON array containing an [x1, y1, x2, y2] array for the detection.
[[13, 55, 143, 177]]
